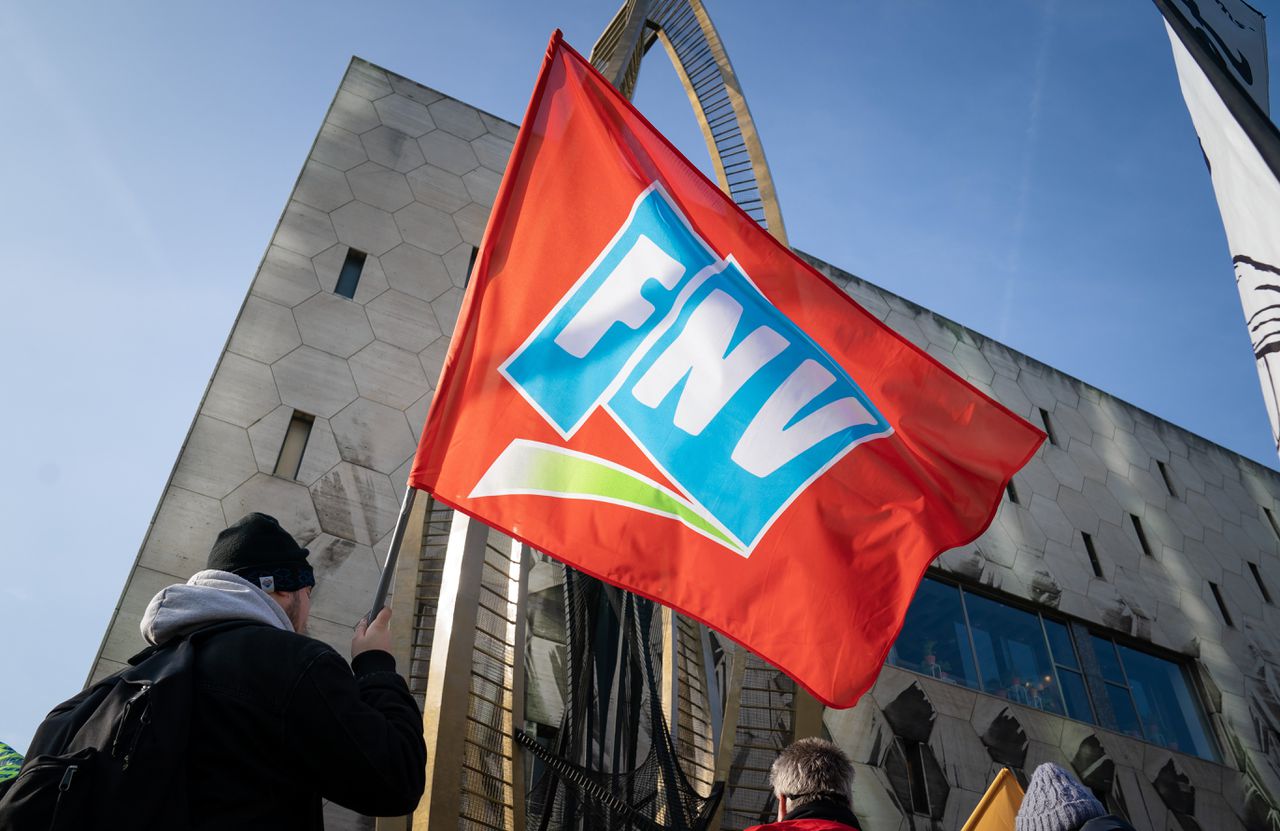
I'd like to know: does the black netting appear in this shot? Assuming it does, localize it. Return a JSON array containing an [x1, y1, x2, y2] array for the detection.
[[521, 567, 723, 831]]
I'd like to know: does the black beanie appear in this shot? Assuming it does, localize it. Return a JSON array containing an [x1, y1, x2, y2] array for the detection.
[[207, 513, 315, 593]]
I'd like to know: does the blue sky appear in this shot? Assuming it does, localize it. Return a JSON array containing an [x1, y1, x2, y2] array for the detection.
[[1, 1, 1277, 753]]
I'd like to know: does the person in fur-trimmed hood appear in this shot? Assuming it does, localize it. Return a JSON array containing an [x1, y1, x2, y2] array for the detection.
[[141, 512, 425, 830], [746, 737, 862, 831]]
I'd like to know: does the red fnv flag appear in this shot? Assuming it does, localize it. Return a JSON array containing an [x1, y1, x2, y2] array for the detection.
[[409, 32, 1044, 707]]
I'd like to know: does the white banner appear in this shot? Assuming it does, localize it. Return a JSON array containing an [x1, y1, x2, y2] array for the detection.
[[1165, 19, 1280, 456], [1164, 0, 1268, 114]]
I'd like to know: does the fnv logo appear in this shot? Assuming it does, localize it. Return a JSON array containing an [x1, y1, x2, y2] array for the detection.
[[473, 184, 893, 555]]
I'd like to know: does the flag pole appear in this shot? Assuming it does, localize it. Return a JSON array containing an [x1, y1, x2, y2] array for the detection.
[[367, 485, 418, 623]]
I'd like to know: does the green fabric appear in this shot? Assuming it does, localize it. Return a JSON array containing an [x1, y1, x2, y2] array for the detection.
[[0, 740, 22, 782], [519, 444, 741, 550]]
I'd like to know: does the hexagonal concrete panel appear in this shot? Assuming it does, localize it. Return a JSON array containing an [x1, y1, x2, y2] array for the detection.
[[443, 242, 475, 288], [294, 160, 354, 213], [379, 243, 453, 302], [418, 129, 478, 175], [311, 462, 399, 545], [272, 346, 359, 418], [471, 133, 512, 172], [137, 486, 226, 578], [480, 112, 518, 142], [311, 123, 368, 171], [223, 472, 322, 545], [430, 287, 464, 333], [406, 390, 434, 442], [452, 203, 490, 246], [349, 341, 429, 410], [394, 202, 462, 254], [293, 292, 375, 358], [329, 200, 402, 257], [345, 161, 414, 212], [366, 289, 443, 352], [419, 338, 449, 387], [373, 94, 435, 137], [406, 164, 470, 213], [1043, 446, 1084, 492], [360, 125, 426, 173], [953, 340, 995, 386], [307, 533, 380, 625], [253, 245, 321, 307], [390, 75, 443, 107], [203, 353, 280, 428], [1057, 485, 1100, 537], [312, 243, 387, 305], [341, 62, 392, 101], [326, 89, 380, 134], [330, 397, 417, 473], [427, 98, 485, 140], [172, 415, 258, 499], [461, 166, 501, 207], [275, 200, 337, 257], [1028, 492, 1075, 545], [295, 415, 342, 486], [247, 405, 293, 473], [228, 295, 301, 364]]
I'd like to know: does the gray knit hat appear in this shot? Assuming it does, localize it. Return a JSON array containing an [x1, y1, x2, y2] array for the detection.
[[1015, 763, 1106, 831]]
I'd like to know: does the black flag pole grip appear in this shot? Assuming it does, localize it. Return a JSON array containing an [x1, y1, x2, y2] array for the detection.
[[367, 487, 418, 626]]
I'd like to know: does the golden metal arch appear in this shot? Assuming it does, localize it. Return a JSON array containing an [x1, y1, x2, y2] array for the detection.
[[590, 0, 789, 246]]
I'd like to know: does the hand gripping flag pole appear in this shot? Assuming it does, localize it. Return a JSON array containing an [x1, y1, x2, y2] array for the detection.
[[403, 30, 1044, 708], [366, 486, 417, 624]]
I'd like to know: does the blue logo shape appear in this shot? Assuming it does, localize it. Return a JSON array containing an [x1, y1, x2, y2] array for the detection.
[[495, 184, 893, 553]]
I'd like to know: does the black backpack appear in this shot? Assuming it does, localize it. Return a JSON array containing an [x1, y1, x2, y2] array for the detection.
[[0, 622, 244, 831]]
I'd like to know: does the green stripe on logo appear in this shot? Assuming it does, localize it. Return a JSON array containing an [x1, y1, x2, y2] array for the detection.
[[471, 441, 743, 552]]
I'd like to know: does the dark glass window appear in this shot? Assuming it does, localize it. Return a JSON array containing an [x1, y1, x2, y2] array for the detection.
[[1249, 562, 1273, 605], [334, 248, 367, 299], [889, 579, 977, 689], [1105, 683, 1143, 739], [965, 593, 1064, 716], [1117, 645, 1217, 759], [1091, 635, 1126, 684], [273, 411, 314, 480], [1039, 408, 1058, 445], [890, 577, 1219, 761], [1058, 669, 1094, 723], [1043, 619, 1077, 669], [1043, 619, 1093, 724]]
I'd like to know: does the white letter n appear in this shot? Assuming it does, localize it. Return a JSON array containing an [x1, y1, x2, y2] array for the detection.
[[631, 289, 788, 435]]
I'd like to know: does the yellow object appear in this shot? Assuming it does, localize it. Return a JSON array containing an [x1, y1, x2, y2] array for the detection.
[[961, 767, 1026, 831]]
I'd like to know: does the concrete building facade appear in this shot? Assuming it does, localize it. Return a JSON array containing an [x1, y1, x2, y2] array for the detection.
[[91, 57, 1280, 831]]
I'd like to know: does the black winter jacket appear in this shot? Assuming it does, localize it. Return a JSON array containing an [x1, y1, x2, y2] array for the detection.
[[181, 623, 425, 830]]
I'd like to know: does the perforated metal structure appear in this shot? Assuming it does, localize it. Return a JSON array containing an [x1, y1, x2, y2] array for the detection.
[[590, 0, 788, 243]]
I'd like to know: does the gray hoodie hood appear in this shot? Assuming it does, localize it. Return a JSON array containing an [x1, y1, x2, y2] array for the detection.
[[140, 569, 293, 646]]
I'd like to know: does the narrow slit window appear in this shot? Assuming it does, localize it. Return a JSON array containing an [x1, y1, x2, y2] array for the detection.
[[1209, 582, 1234, 628], [273, 411, 315, 480], [334, 248, 367, 299], [1039, 408, 1058, 446], [1265, 507, 1280, 542], [1006, 481, 1020, 504], [900, 739, 931, 815], [1082, 532, 1103, 579], [1131, 514, 1153, 557], [1249, 562, 1274, 605], [1157, 460, 1177, 498]]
